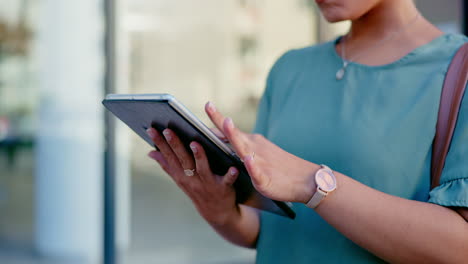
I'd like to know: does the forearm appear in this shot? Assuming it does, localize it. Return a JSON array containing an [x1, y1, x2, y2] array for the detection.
[[316, 169, 468, 263], [209, 204, 260, 249]]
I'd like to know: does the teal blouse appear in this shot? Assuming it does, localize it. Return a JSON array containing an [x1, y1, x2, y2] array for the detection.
[[253, 34, 468, 263]]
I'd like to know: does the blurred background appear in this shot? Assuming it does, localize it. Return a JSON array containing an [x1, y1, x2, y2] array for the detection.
[[0, 0, 466, 263]]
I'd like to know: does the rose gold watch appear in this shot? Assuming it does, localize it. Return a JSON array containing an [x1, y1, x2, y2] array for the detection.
[[305, 165, 337, 209]]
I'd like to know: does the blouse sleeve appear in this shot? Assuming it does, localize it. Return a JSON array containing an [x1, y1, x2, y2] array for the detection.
[[252, 85, 271, 136], [252, 50, 295, 136], [428, 85, 468, 208]]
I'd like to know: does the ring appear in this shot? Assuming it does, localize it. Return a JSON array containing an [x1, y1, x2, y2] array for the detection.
[[184, 169, 196, 177], [241, 152, 255, 163]]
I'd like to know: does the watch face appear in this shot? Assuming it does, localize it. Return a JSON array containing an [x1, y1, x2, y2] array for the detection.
[[316, 169, 336, 192]]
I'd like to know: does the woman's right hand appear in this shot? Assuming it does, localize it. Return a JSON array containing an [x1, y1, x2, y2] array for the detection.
[[146, 125, 240, 227]]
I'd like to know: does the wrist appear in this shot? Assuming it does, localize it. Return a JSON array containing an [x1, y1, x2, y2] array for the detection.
[[208, 204, 242, 228], [298, 163, 321, 204]]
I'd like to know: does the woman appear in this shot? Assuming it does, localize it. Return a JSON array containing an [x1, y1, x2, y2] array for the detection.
[[146, 0, 468, 262]]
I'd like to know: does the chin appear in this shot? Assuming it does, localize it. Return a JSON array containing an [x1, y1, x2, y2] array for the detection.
[[322, 14, 348, 23], [321, 11, 349, 23], [318, 5, 351, 23]]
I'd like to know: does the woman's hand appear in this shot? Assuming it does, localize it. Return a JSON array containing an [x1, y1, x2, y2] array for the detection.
[[205, 102, 319, 204], [146, 126, 240, 227]]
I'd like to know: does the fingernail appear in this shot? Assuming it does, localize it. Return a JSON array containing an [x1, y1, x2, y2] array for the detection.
[[162, 129, 172, 141], [190, 143, 198, 154], [226, 117, 234, 129], [146, 128, 155, 138], [244, 154, 254, 162], [230, 167, 237, 176], [207, 101, 216, 112]]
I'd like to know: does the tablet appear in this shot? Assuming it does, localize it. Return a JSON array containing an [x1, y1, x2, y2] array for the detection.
[[102, 93, 295, 219]]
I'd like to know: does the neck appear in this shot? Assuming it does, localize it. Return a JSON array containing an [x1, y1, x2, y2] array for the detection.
[[348, 0, 420, 42]]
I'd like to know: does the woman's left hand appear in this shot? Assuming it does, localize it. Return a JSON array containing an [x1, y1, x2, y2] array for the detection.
[[205, 102, 319, 203]]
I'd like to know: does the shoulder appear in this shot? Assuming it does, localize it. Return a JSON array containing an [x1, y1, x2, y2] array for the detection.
[[444, 33, 468, 46], [418, 34, 467, 63], [273, 41, 333, 69], [268, 40, 336, 80], [445, 34, 468, 62], [424, 33, 467, 51], [437, 34, 467, 57], [401, 34, 467, 78]]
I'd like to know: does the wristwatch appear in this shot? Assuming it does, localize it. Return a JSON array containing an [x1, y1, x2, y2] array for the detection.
[[306, 165, 337, 209]]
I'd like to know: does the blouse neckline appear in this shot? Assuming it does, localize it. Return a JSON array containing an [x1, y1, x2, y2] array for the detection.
[[330, 33, 449, 70]]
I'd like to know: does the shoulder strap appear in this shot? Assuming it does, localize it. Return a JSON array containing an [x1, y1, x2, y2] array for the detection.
[[431, 42, 468, 190]]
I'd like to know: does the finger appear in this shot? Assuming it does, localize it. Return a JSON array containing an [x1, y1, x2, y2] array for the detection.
[[189, 141, 215, 183], [222, 167, 239, 186], [146, 128, 183, 172], [211, 127, 228, 142], [148, 151, 172, 174], [162, 129, 196, 172], [223, 117, 250, 159], [205, 102, 226, 134]]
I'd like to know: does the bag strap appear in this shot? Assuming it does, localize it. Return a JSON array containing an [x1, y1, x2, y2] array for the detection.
[[431, 43, 468, 190]]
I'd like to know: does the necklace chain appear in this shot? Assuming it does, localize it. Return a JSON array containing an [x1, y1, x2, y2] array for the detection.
[[336, 13, 421, 80]]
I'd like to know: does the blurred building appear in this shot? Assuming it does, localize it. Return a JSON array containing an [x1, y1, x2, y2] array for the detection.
[[0, 0, 464, 264], [125, 1, 319, 120]]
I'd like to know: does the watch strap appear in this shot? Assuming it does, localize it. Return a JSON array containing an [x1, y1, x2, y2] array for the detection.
[[306, 188, 327, 209]]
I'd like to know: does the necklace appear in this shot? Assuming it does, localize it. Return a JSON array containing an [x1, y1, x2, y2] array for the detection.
[[336, 13, 421, 80]]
